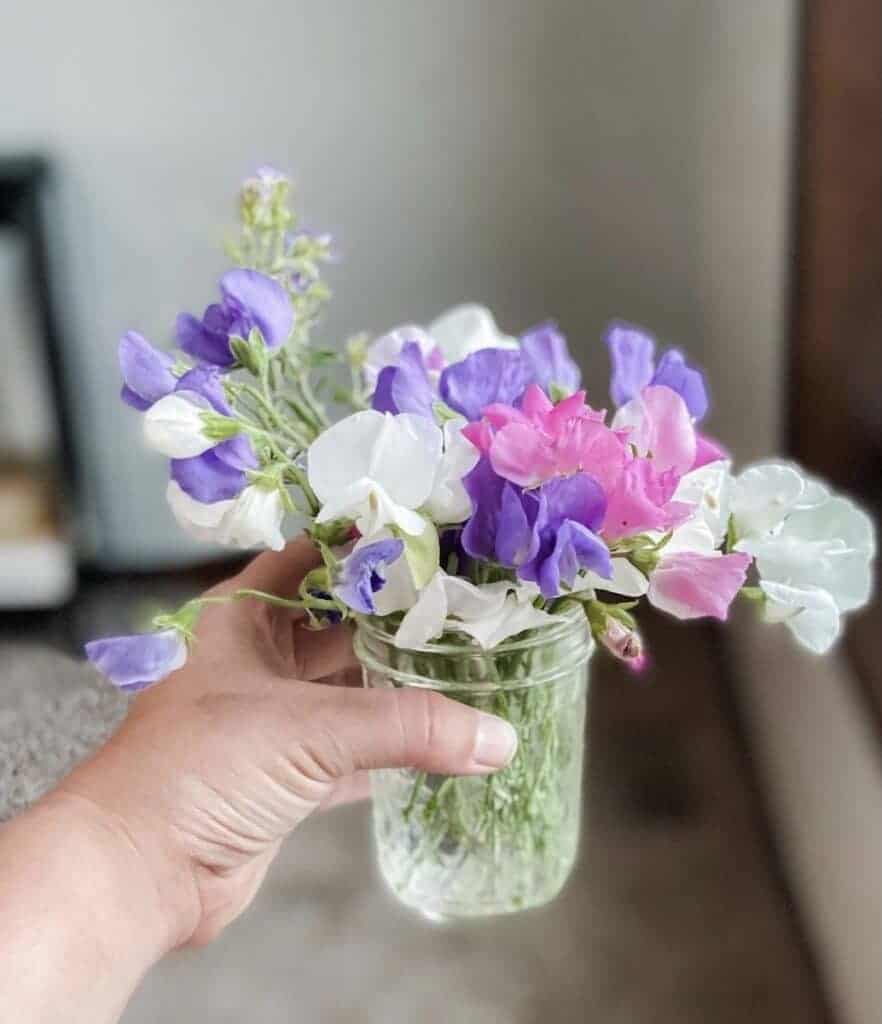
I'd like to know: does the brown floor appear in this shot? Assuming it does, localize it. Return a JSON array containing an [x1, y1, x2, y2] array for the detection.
[[119, 616, 830, 1023]]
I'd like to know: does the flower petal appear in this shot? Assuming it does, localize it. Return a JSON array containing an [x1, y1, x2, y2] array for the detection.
[[651, 348, 709, 421], [143, 392, 214, 458], [220, 268, 294, 348], [605, 321, 656, 407], [440, 348, 531, 421], [648, 551, 750, 620], [85, 629, 187, 692], [520, 322, 581, 393], [118, 331, 177, 408]]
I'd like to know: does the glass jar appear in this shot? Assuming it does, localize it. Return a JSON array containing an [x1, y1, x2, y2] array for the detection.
[[354, 603, 592, 920]]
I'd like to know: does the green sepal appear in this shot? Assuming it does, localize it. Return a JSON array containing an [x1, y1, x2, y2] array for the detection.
[[725, 514, 738, 553], [395, 519, 440, 589], [310, 518, 355, 548], [432, 401, 460, 425], [200, 412, 243, 441], [740, 586, 765, 604]]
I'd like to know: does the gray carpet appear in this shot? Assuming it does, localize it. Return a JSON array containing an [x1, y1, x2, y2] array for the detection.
[[0, 636, 828, 1023]]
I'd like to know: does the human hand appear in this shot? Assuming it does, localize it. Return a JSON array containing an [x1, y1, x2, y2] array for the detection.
[[57, 538, 518, 951]]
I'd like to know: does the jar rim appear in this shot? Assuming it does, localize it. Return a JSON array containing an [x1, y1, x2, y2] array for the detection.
[[354, 599, 591, 657]]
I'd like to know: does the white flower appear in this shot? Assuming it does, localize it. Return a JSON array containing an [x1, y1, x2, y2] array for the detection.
[[427, 304, 517, 364], [730, 461, 826, 540], [352, 530, 419, 615], [395, 573, 560, 650], [307, 410, 443, 537], [733, 463, 876, 653], [166, 481, 286, 551], [364, 304, 516, 386], [758, 581, 841, 655], [575, 557, 649, 597], [143, 392, 215, 458], [423, 417, 480, 525], [670, 460, 733, 550], [219, 486, 286, 551]]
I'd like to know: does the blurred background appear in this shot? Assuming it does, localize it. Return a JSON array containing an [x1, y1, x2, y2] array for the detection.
[[0, 1, 879, 1022]]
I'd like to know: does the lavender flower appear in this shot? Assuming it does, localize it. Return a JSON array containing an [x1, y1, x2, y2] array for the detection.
[[520, 322, 581, 395], [176, 269, 294, 367], [439, 348, 531, 421], [119, 331, 177, 410], [333, 539, 405, 614], [606, 321, 708, 420], [85, 629, 187, 692], [170, 449, 252, 503], [371, 341, 435, 418]]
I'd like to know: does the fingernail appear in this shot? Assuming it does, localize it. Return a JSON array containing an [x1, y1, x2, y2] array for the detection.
[[473, 715, 518, 770]]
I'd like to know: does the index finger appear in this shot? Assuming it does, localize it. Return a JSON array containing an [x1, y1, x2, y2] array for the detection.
[[237, 535, 323, 599]]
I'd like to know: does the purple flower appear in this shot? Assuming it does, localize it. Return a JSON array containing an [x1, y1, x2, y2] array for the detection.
[[175, 364, 232, 414], [85, 629, 187, 692], [371, 342, 435, 418], [463, 463, 611, 598], [520, 322, 581, 395], [605, 321, 708, 421], [119, 331, 177, 410], [440, 348, 532, 421], [334, 539, 405, 614], [170, 450, 249, 503], [176, 269, 294, 367]]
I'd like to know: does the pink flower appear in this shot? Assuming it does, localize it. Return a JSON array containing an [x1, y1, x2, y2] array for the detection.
[[693, 432, 729, 470], [648, 550, 751, 621], [598, 616, 648, 673], [612, 385, 696, 475], [462, 384, 627, 491], [602, 458, 692, 542]]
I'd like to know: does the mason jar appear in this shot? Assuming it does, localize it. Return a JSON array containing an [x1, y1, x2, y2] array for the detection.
[[354, 603, 593, 920]]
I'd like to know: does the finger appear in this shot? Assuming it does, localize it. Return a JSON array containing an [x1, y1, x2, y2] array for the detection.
[[306, 685, 518, 777], [319, 770, 372, 811], [238, 536, 322, 599], [291, 621, 358, 681]]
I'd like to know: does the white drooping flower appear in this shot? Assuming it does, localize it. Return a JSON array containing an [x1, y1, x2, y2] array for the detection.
[[143, 392, 215, 458], [166, 481, 287, 551], [668, 459, 734, 552], [732, 461, 876, 653], [364, 304, 516, 386], [423, 417, 480, 525], [307, 410, 443, 537], [395, 572, 561, 650]]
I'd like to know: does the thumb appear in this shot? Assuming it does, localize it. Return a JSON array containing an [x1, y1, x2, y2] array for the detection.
[[309, 685, 518, 777]]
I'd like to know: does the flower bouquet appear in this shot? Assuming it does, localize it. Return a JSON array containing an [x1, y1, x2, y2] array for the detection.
[[87, 169, 876, 920]]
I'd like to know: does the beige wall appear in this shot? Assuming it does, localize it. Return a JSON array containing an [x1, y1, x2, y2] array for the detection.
[[0, 1, 795, 564]]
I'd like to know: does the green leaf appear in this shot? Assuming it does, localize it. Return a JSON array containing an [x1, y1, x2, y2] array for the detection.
[[397, 519, 440, 589]]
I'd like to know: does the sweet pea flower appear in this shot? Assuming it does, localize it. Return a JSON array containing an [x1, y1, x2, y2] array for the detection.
[[606, 321, 709, 420], [648, 550, 751, 621], [371, 341, 435, 418], [440, 347, 532, 422], [363, 304, 515, 388], [465, 384, 627, 491], [518, 322, 581, 395], [143, 392, 216, 458], [333, 538, 405, 614], [166, 480, 287, 551], [364, 326, 441, 389], [395, 572, 561, 650], [119, 331, 177, 410], [734, 479, 875, 653], [307, 410, 443, 537], [85, 629, 187, 692], [611, 385, 697, 476], [424, 417, 481, 525], [463, 464, 611, 598], [176, 268, 294, 367], [597, 615, 647, 672], [602, 458, 692, 542]]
